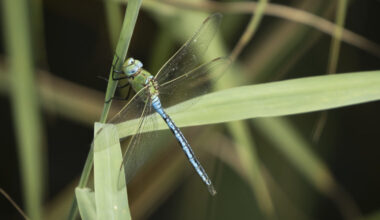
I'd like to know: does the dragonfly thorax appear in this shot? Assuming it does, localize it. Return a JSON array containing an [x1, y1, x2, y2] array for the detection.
[[122, 57, 143, 77], [122, 57, 158, 96]]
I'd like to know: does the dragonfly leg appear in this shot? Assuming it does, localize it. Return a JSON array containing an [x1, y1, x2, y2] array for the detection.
[[97, 75, 109, 81], [110, 54, 130, 81], [105, 84, 133, 103], [102, 56, 133, 103], [112, 70, 129, 81], [105, 94, 128, 103], [99, 71, 127, 81]]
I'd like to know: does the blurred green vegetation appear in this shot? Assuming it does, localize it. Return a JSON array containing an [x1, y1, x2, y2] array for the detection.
[[1, 0, 380, 220]]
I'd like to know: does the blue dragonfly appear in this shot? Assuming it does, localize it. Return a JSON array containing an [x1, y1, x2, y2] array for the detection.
[[108, 13, 228, 195]]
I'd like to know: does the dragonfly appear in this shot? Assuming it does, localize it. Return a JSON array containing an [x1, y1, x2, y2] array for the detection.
[[107, 13, 228, 195]]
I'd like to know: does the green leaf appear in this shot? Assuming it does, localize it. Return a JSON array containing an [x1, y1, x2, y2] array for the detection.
[[75, 188, 96, 220], [116, 70, 380, 138], [93, 123, 131, 220]]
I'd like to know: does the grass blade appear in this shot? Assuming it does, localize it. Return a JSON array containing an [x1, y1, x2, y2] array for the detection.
[[117, 70, 380, 137], [1, 0, 44, 219], [93, 123, 130, 220], [75, 188, 96, 220], [69, 1, 142, 219]]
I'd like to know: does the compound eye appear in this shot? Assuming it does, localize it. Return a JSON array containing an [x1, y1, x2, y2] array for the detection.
[[136, 60, 143, 68], [126, 58, 135, 65], [127, 66, 139, 75]]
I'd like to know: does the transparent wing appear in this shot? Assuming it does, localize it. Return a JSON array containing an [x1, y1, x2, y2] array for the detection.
[[109, 87, 150, 125], [117, 101, 155, 188], [155, 13, 222, 84], [158, 57, 230, 109], [108, 88, 157, 185]]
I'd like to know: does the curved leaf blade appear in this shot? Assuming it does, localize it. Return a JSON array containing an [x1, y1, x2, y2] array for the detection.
[[116, 70, 380, 138]]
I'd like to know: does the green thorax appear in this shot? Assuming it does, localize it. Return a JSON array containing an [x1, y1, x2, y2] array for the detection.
[[128, 69, 155, 94], [122, 57, 159, 98]]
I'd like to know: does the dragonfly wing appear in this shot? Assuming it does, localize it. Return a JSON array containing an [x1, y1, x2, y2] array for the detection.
[[109, 87, 150, 125], [117, 100, 156, 187], [108, 88, 157, 185], [158, 57, 230, 109], [155, 13, 222, 84]]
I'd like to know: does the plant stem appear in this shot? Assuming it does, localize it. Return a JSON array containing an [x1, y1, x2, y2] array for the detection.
[[67, 0, 142, 219]]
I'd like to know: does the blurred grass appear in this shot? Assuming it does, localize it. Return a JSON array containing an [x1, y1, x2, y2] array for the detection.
[[1, 0, 380, 220], [222, 1, 276, 217], [142, 0, 380, 58], [0, 188, 30, 220], [103, 0, 123, 49], [312, 0, 349, 143], [1, 0, 44, 219], [327, 0, 349, 74], [0, 67, 119, 125]]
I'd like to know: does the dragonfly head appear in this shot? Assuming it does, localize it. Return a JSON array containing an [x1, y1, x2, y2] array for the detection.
[[122, 58, 143, 77]]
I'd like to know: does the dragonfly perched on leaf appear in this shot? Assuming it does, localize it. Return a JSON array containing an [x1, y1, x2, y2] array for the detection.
[[107, 13, 229, 195]]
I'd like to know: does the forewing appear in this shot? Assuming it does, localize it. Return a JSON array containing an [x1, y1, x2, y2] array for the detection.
[[155, 13, 222, 84], [158, 57, 230, 109]]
